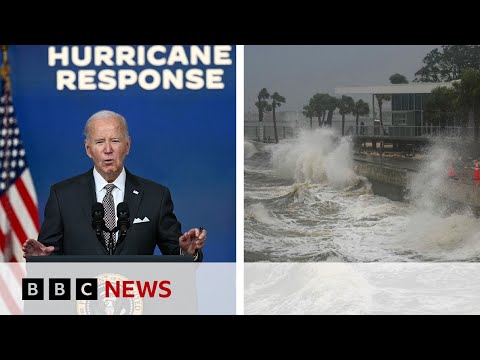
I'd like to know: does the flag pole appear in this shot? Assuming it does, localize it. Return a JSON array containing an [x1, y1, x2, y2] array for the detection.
[[0, 45, 14, 261], [1, 44, 12, 190], [0, 44, 12, 197], [1, 45, 11, 93]]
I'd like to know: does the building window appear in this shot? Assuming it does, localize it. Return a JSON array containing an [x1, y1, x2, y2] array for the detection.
[[392, 95, 401, 111], [401, 94, 409, 111], [409, 94, 415, 110], [415, 94, 422, 111], [393, 112, 407, 125]]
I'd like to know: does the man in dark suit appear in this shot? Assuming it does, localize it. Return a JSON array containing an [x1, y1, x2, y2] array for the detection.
[[23, 110, 206, 260]]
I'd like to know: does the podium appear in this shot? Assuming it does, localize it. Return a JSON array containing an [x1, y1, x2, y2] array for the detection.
[[24, 255, 199, 315]]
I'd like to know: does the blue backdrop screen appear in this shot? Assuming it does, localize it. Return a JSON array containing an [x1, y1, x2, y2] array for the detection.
[[6, 45, 236, 262]]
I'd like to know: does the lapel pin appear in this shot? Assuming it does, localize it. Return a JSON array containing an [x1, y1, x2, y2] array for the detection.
[[133, 190, 139, 195]]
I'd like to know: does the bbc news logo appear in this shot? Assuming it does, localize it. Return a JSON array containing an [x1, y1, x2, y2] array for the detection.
[[23, 274, 172, 315], [22, 278, 98, 300], [22, 276, 172, 300]]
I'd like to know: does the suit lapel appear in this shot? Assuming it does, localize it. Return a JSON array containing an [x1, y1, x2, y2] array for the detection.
[[79, 168, 97, 220], [79, 168, 108, 254], [124, 169, 144, 222]]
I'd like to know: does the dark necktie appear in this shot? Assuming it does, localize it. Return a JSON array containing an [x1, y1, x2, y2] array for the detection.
[[102, 184, 116, 248]]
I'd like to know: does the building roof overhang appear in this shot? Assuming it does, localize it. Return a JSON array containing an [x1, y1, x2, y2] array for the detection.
[[335, 82, 455, 95]]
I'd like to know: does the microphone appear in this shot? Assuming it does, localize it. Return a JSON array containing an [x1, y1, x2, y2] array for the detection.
[[91, 202, 106, 238], [116, 202, 130, 242], [92, 203, 111, 251]]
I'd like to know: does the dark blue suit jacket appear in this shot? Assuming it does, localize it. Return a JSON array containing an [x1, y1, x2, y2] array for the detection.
[[38, 168, 202, 260]]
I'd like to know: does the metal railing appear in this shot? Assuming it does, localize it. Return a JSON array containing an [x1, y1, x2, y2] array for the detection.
[[245, 125, 295, 141], [346, 125, 474, 138]]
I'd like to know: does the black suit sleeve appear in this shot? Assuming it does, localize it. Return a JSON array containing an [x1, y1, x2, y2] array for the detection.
[[156, 187, 183, 255], [37, 187, 64, 255]]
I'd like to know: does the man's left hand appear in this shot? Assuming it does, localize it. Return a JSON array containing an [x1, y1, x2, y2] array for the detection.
[[179, 228, 207, 256]]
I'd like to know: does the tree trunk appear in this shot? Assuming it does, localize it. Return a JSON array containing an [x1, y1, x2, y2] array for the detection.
[[322, 111, 326, 126], [342, 114, 345, 136], [310, 118, 312, 129], [356, 114, 359, 135], [258, 98, 263, 123], [378, 103, 386, 135], [272, 105, 279, 143], [379, 103, 383, 125], [327, 110, 334, 127]]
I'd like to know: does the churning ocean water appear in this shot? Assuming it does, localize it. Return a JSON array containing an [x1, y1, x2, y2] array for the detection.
[[244, 128, 480, 263]]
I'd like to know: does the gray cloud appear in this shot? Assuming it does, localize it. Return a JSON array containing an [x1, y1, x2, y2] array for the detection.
[[245, 45, 439, 112]]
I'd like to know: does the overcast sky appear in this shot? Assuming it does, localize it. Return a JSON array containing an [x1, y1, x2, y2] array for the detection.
[[245, 45, 439, 112]]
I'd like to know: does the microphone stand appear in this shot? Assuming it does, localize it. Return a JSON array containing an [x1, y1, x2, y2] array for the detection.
[[91, 205, 121, 255], [106, 227, 118, 255], [99, 226, 127, 255]]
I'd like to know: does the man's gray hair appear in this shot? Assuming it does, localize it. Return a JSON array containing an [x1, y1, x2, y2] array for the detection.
[[84, 110, 130, 139]]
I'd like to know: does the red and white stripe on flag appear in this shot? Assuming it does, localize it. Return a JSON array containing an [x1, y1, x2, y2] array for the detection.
[[0, 263, 25, 314], [0, 79, 40, 264]]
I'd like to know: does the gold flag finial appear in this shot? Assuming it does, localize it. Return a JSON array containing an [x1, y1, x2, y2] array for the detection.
[[1, 45, 12, 92], [1, 45, 8, 64]]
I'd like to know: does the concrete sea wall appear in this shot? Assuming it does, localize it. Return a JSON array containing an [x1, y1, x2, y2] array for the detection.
[[353, 159, 480, 211]]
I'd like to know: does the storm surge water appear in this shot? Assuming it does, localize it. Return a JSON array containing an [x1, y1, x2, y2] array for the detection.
[[244, 129, 480, 262]]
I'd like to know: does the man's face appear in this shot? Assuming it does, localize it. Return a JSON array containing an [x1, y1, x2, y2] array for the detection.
[[85, 117, 131, 182]]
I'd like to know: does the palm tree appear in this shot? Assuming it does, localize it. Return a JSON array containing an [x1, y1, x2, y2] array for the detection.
[[302, 102, 315, 129], [255, 88, 271, 141], [325, 95, 338, 127], [375, 94, 391, 131], [338, 95, 355, 136], [271, 92, 286, 143], [319, 94, 329, 125], [256, 88, 270, 122], [255, 100, 269, 120], [352, 100, 370, 135], [311, 93, 328, 127]]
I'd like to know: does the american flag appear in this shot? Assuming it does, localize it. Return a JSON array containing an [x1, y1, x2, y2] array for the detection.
[[0, 74, 39, 314]]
